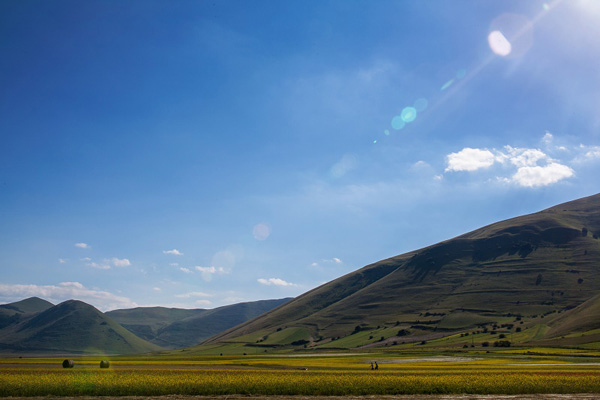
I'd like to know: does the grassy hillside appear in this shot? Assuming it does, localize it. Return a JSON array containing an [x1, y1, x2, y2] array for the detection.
[[0, 297, 54, 314], [0, 297, 54, 330], [106, 307, 201, 343], [108, 298, 291, 349], [0, 300, 161, 355], [202, 193, 600, 351]]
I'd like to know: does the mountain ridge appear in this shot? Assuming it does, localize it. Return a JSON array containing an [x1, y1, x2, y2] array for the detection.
[[203, 193, 600, 349]]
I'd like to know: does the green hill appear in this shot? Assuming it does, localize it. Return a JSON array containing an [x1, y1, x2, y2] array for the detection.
[[108, 298, 291, 349], [0, 297, 54, 314], [201, 193, 600, 351], [0, 297, 54, 330], [0, 300, 161, 355]]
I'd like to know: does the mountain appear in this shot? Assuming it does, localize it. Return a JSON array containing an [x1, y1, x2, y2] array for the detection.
[[108, 298, 291, 349], [0, 297, 54, 315], [0, 300, 161, 355], [202, 193, 600, 350], [0, 297, 54, 329]]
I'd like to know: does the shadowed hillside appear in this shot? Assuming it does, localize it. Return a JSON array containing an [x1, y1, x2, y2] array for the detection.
[[108, 298, 291, 348], [0, 300, 161, 355], [202, 193, 600, 350]]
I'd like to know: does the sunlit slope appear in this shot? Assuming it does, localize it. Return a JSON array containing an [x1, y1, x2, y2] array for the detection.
[[0, 300, 161, 355], [205, 193, 600, 346]]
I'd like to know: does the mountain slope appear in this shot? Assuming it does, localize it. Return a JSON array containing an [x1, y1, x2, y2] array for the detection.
[[109, 298, 291, 348], [0, 297, 54, 330], [204, 193, 600, 348], [0, 300, 161, 355], [0, 297, 54, 315]]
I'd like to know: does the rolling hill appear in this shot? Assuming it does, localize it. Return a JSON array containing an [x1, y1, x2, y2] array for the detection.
[[0, 300, 161, 355], [201, 193, 600, 351], [0, 297, 54, 329], [107, 298, 291, 348]]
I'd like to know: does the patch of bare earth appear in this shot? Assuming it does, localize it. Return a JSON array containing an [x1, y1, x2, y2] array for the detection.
[[2, 395, 600, 400]]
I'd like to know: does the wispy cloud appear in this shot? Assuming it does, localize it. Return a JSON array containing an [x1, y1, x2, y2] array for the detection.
[[195, 266, 229, 282], [163, 249, 183, 256], [257, 278, 297, 287], [0, 282, 136, 311], [87, 261, 111, 270], [111, 258, 131, 267], [75, 242, 90, 249], [179, 267, 192, 274], [175, 291, 212, 298], [58, 258, 67, 264]]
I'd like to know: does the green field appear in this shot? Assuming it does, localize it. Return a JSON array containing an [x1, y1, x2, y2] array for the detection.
[[2, 349, 600, 396]]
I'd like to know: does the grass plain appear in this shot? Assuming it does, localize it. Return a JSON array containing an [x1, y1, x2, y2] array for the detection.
[[2, 349, 600, 397]]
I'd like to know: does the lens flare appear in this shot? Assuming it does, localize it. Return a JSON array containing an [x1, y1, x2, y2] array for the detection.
[[384, 129, 390, 136], [488, 30, 512, 56], [456, 69, 467, 79], [252, 223, 270, 241], [401, 107, 417, 123], [414, 98, 428, 112], [391, 115, 405, 130], [440, 79, 454, 91]]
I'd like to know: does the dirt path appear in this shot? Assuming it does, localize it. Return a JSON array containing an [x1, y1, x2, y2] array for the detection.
[[2, 395, 600, 400]]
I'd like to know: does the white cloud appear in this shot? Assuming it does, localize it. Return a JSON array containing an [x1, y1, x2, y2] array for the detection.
[[195, 266, 229, 282], [87, 262, 111, 270], [75, 243, 90, 249], [153, 287, 162, 292], [0, 282, 137, 311], [58, 258, 66, 264], [195, 266, 227, 274], [444, 135, 581, 188], [163, 249, 183, 256], [330, 154, 358, 178], [503, 146, 549, 167], [511, 163, 574, 187], [195, 300, 212, 306], [445, 148, 496, 172], [170, 262, 179, 267], [333, 257, 342, 264], [179, 267, 192, 274], [81, 257, 91, 262], [111, 257, 131, 267], [257, 278, 298, 287], [175, 291, 212, 298]]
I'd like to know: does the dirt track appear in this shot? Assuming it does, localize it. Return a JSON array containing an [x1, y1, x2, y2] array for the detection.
[[2, 395, 600, 400]]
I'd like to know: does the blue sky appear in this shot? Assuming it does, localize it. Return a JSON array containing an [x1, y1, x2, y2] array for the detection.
[[1, 0, 599, 311]]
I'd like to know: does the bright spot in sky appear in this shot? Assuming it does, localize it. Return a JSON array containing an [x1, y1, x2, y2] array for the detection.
[[414, 98, 428, 112], [543, 3, 550, 11], [401, 107, 417, 123], [488, 30, 512, 56], [252, 223, 270, 241], [384, 129, 390, 136], [391, 115, 405, 130], [456, 69, 467, 79], [440, 79, 454, 91]]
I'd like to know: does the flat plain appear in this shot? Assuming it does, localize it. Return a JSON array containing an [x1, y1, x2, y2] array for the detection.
[[2, 349, 600, 397]]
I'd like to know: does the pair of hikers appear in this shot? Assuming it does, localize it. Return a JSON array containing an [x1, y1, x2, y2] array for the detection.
[[370, 362, 379, 370]]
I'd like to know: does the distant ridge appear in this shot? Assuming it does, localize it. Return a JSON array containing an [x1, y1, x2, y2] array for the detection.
[[108, 298, 291, 348], [202, 193, 600, 350], [0, 300, 161, 355]]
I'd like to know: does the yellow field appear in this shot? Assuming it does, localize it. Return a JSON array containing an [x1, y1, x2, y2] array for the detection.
[[1, 354, 600, 396]]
